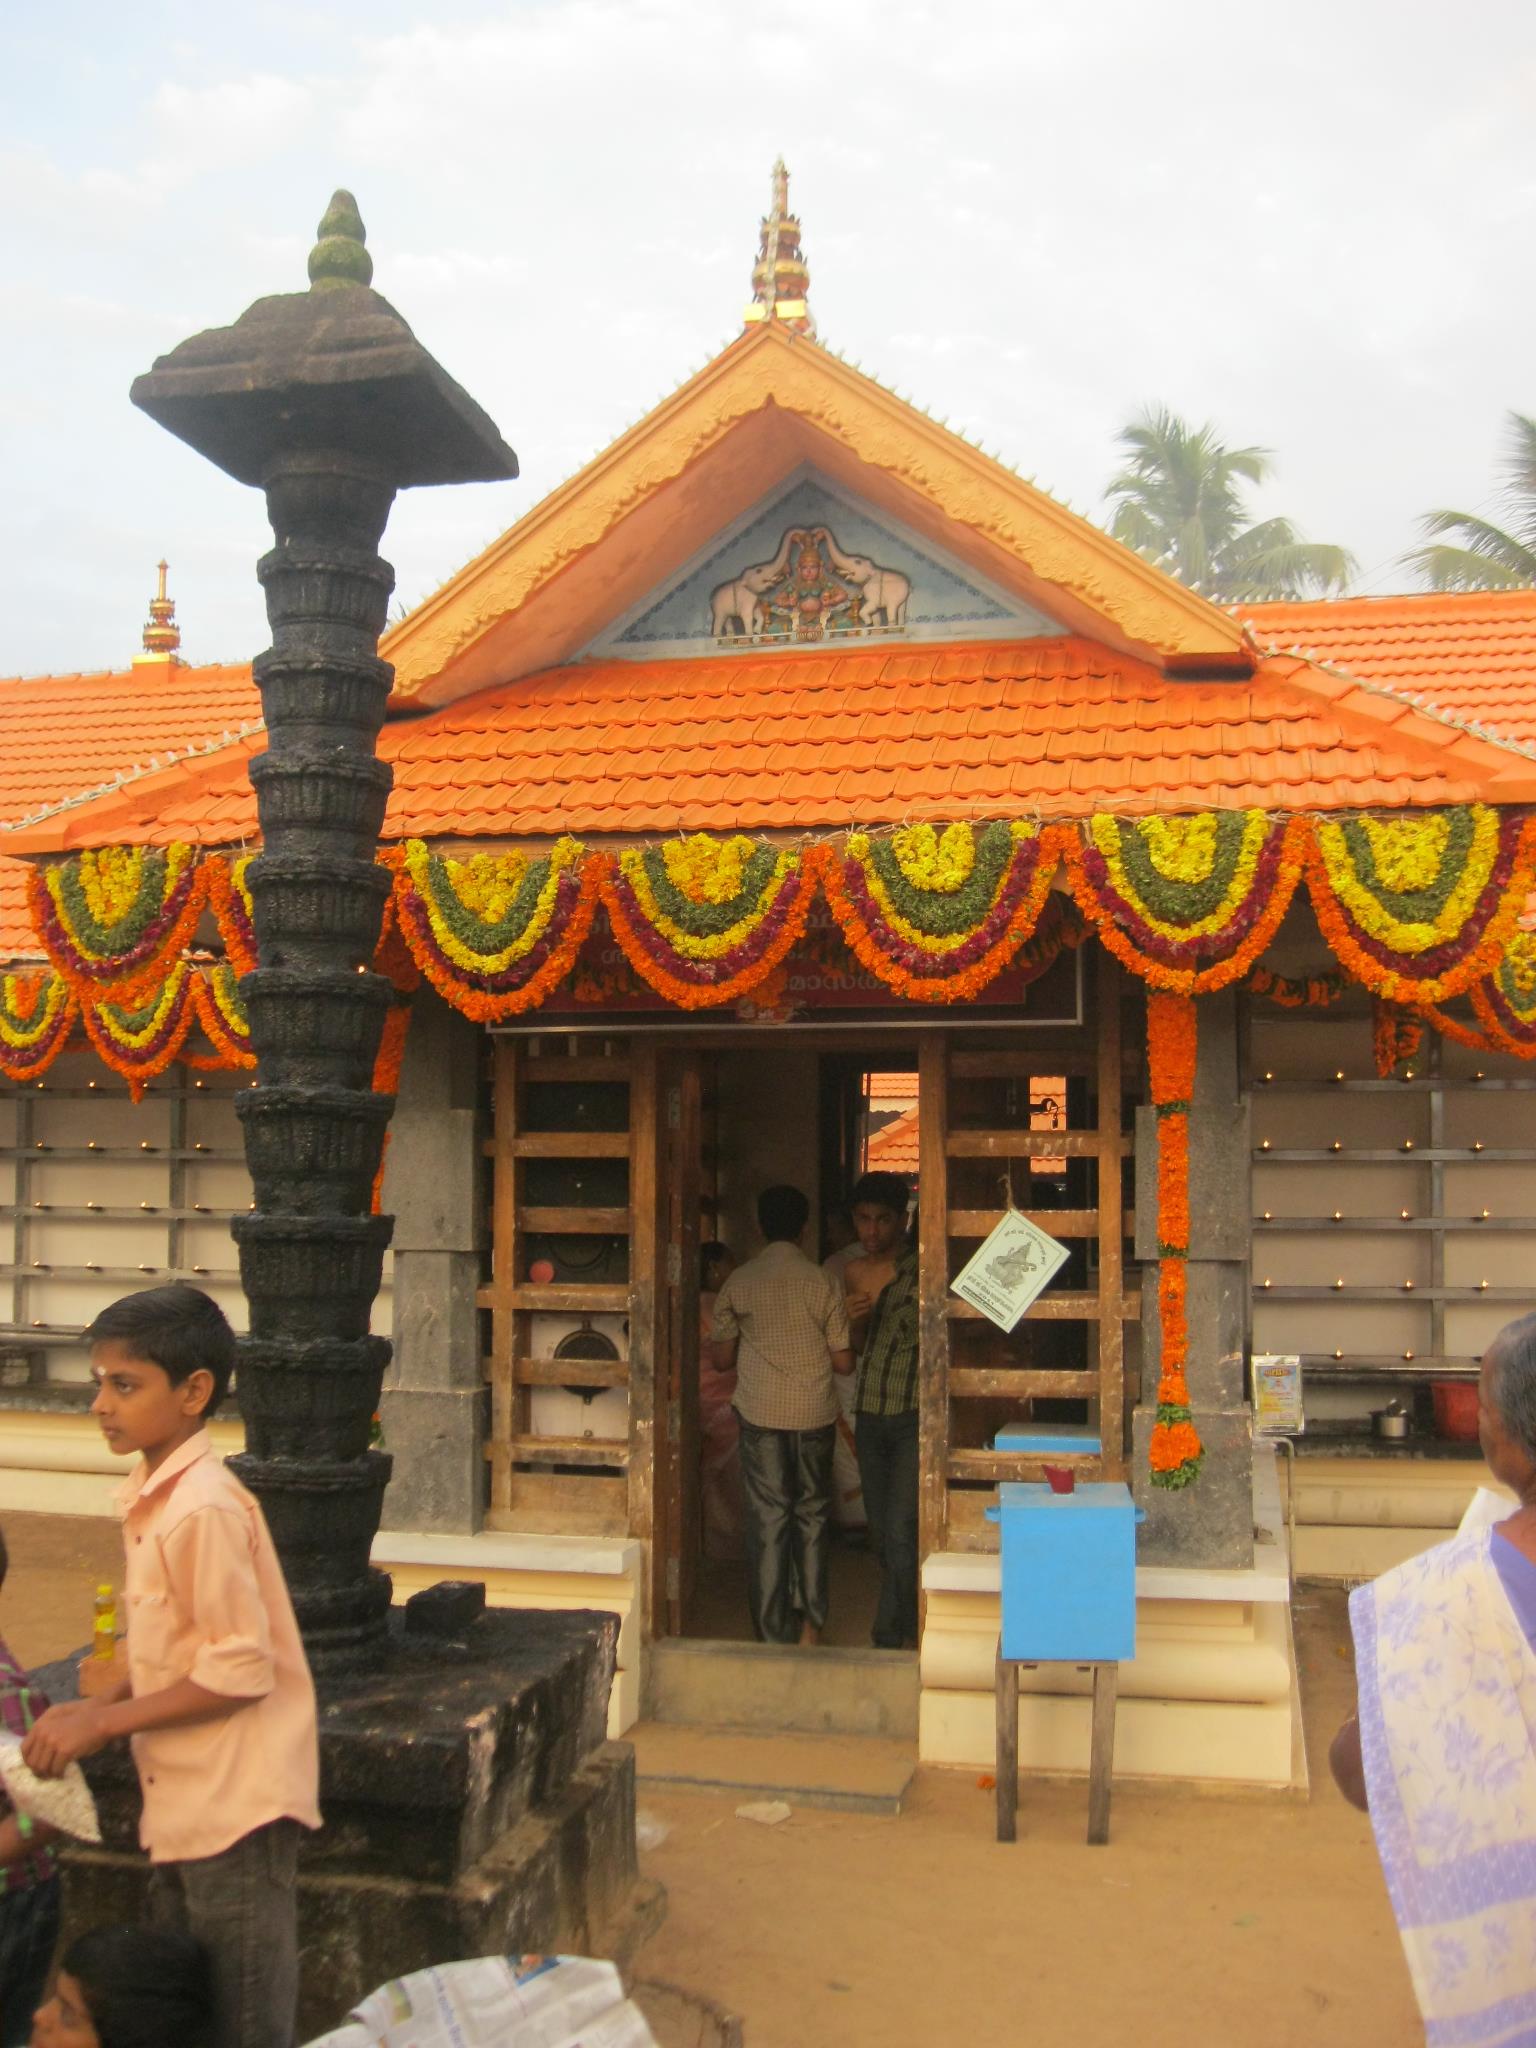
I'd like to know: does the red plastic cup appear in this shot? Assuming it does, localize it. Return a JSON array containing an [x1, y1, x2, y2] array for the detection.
[[1043, 1464, 1075, 1495]]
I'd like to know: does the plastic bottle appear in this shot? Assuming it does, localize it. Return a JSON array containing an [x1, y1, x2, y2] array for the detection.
[[92, 1582, 117, 1660]]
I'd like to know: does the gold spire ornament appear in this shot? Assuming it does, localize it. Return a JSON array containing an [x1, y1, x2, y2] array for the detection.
[[132, 560, 184, 666], [744, 158, 814, 336]]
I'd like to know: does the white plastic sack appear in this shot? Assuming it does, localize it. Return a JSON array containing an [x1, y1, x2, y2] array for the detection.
[[303, 1954, 657, 2048], [0, 1730, 101, 1843]]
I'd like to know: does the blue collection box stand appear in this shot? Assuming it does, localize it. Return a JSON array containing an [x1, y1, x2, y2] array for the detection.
[[986, 1469, 1140, 1846], [988, 1480, 1137, 1664]]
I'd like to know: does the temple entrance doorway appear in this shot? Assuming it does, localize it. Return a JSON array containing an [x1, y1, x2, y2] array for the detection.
[[658, 1044, 921, 1646]]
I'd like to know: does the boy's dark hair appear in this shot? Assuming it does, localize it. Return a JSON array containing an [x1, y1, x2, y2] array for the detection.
[[85, 1284, 237, 1413], [850, 1171, 911, 1218], [63, 1925, 216, 2048], [757, 1184, 810, 1243]]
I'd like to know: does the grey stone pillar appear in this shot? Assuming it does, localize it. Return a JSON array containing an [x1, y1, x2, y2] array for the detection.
[[1130, 988, 1255, 1568], [378, 987, 487, 1533]]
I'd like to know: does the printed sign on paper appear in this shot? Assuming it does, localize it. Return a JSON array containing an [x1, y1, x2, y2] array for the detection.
[[951, 1211, 1070, 1333], [1253, 1353, 1305, 1436]]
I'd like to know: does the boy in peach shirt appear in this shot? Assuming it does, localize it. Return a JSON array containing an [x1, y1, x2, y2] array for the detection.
[[24, 1284, 318, 2048]]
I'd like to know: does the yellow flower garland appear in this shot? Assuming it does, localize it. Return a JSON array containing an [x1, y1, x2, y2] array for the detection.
[[618, 845, 795, 961], [1312, 808, 1499, 956], [403, 838, 578, 974]]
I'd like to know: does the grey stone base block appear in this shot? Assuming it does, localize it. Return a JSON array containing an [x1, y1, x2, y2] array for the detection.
[[377, 1383, 488, 1533], [57, 1743, 663, 2041], [1131, 1403, 1254, 1570], [41, 1607, 661, 2038]]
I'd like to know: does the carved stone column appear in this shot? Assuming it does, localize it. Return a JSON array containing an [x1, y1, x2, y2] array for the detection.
[[130, 194, 516, 1667]]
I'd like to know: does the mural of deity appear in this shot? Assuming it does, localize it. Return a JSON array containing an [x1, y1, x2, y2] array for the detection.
[[709, 525, 911, 641]]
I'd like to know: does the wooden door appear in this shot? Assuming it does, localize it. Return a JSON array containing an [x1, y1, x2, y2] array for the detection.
[[917, 954, 1136, 1556], [657, 1050, 704, 1634], [484, 1036, 645, 1538]]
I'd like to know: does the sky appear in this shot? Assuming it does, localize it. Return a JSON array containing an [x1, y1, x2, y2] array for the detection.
[[4, 0, 1534, 678]]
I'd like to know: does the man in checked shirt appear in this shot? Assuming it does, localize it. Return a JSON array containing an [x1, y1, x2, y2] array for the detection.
[[710, 1185, 854, 1645]]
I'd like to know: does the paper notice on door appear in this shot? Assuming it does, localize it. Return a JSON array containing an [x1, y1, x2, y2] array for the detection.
[[950, 1211, 1070, 1333]]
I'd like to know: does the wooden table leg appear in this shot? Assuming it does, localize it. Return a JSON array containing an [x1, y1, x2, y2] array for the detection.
[[995, 1650, 1019, 1843], [1087, 1662, 1118, 1845]]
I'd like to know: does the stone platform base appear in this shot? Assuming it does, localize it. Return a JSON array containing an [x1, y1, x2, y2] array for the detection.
[[40, 1606, 663, 2039], [55, 1744, 664, 2039]]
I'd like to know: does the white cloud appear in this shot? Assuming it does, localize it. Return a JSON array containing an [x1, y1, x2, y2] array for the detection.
[[3, 0, 1535, 672]]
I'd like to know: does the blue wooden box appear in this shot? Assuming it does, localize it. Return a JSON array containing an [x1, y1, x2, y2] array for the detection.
[[985, 1481, 1138, 1663]]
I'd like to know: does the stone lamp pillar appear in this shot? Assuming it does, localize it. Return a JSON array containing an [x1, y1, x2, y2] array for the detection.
[[131, 193, 517, 1669]]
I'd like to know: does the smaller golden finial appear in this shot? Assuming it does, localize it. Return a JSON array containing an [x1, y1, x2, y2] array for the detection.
[[133, 560, 184, 666], [744, 158, 814, 336]]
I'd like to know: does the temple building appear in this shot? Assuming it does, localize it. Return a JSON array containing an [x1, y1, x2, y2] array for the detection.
[[4, 170, 1536, 1791]]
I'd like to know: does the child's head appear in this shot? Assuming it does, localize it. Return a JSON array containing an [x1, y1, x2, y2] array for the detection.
[[31, 1926, 214, 2048], [85, 1285, 236, 1462]]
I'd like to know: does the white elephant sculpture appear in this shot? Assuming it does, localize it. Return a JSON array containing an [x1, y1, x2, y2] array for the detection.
[[816, 531, 912, 627], [709, 529, 799, 637]]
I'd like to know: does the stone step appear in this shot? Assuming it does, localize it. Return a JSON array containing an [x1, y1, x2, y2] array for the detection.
[[629, 1721, 916, 1816], [646, 1636, 919, 1739]]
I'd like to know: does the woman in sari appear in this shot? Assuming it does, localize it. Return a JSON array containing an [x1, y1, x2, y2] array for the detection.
[[1332, 1311, 1536, 2042]]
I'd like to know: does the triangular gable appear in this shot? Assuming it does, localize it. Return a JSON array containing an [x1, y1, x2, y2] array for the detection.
[[588, 468, 1063, 659], [379, 322, 1253, 707]]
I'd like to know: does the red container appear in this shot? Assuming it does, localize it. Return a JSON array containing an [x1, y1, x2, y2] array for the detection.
[[1042, 1464, 1076, 1495], [1432, 1379, 1481, 1442]]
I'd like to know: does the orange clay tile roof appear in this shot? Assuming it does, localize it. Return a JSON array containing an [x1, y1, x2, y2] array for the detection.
[[866, 1105, 919, 1174], [867, 1072, 919, 1100], [9, 636, 1536, 862], [0, 661, 259, 953], [1240, 590, 1536, 751]]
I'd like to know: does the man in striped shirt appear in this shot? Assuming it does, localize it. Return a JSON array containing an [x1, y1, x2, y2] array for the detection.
[[844, 1172, 920, 1650], [710, 1185, 854, 1645]]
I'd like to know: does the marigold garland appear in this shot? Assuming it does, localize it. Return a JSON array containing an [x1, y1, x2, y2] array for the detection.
[[79, 962, 201, 1102], [31, 843, 207, 1000], [1370, 997, 1424, 1078], [1146, 990, 1203, 1490], [0, 972, 78, 1082], [206, 853, 259, 977], [1066, 813, 1308, 994], [1246, 964, 1349, 1009], [1306, 806, 1536, 1004], [820, 822, 1062, 1003], [188, 963, 257, 1073], [390, 838, 603, 1020], [1466, 928, 1536, 1057], [601, 836, 819, 1009]]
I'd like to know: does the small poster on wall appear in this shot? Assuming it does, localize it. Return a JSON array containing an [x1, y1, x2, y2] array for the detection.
[[951, 1211, 1070, 1333], [1253, 1353, 1305, 1436]]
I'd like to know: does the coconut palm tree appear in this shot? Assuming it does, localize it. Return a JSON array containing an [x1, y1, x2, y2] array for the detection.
[[1403, 412, 1536, 591], [1104, 407, 1355, 602]]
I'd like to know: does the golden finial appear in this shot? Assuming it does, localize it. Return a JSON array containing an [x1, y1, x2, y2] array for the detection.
[[744, 158, 814, 336], [133, 560, 184, 666]]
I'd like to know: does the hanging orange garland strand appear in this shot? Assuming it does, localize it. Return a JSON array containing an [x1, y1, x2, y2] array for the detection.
[[1146, 990, 1203, 1489]]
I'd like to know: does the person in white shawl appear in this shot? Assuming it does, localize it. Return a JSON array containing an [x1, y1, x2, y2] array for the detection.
[[1332, 1312, 1536, 2044]]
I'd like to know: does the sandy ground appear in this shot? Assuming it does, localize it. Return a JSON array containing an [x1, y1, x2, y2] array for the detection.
[[0, 1516, 1418, 2046], [640, 1589, 1421, 2048]]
